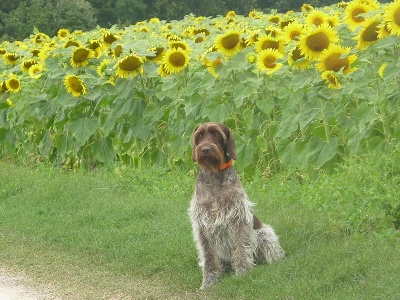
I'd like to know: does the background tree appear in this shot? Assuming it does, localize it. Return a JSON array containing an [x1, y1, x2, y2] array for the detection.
[[0, 0, 96, 41]]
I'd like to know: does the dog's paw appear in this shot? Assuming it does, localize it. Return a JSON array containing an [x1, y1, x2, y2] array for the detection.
[[200, 272, 219, 289], [234, 263, 252, 276]]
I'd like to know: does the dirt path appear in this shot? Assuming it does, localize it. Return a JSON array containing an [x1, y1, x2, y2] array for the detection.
[[0, 267, 58, 300]]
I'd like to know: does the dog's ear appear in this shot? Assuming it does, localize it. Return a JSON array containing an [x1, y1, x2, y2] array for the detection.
[[221, 124, 237, 160], [192, 126, 200, 162]]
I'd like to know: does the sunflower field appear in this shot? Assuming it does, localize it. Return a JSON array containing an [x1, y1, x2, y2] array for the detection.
[[1, 0, 400, 172]]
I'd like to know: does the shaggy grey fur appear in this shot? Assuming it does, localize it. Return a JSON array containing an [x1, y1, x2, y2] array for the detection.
[[189, 123, 284, 289]]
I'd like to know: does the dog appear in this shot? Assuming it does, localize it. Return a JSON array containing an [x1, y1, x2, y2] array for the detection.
[[189, 122, 284, 289]]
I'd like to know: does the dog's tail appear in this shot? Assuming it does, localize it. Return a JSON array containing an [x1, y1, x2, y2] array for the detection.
[[255, 225, 285, 264]]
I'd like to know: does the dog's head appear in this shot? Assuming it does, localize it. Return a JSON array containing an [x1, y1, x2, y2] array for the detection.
[[192, 122, 237, 172]]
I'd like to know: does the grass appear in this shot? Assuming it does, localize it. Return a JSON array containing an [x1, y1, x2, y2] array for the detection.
[[1, 147, 400, 299]]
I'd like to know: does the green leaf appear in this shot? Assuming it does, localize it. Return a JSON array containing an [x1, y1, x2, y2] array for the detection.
[[256, 98, 275, 116], [236, 136, 254, 169], [275, 110, 299, 139], [242, 108, 254, 130], [316, 137, 338, 168], [298, 100, 320, 130], [307, 136, 338, 169], [233, 83, 248, 108], [70, 117, 98, 144], [38, 131, 53, 157], [93, 137, 115, 164]]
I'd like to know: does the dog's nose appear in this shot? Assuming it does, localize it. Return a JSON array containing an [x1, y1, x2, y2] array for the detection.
[[201, 146, 211, 155]]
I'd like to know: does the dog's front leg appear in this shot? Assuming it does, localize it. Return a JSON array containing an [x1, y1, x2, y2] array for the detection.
[[196, 229, 221, 289], [232, 220, 255, 275]]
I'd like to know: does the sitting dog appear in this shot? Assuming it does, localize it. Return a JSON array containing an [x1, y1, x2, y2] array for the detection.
[[189, 122, 284, 289]]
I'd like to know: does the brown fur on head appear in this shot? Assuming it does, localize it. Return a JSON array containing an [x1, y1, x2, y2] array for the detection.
[[192, 123, 237, 172]]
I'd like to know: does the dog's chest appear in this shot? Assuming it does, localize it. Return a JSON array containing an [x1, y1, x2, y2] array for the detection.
[[192, 176, 253, 227]]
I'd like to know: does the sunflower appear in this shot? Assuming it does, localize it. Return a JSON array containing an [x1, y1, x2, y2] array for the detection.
[[3, 52, 20, 65], [269, 15, 281, 24], [226, 11, 236, 19], [378, 63, 388, 78], [57, 28, 70, 39], [87, 40, 103, 57], [306, 10, 330, 27], [116, 54, 144, 78], [29, 64, 44, 79], [194, 36, 206, 43], [97, 59, 112, 78], [64, 39, 80, 48], [384, 0, 400, 36], [169, 40, 191, 53], [149, 17, 160, 23], [206, 57, 223, 78], [6, 98, 14, 107], [157, 64, 171, 77], [0, 81, 7, 92], [256, 49, 283, 75], [214, 31, 242, 56], [64, 74, 86, 97], [283, 22, 304, 42], [255, 35, 285, 54], [321, 71, 341, 89], [247, 53, 256, 64], [103, 32, 119, 46], [327, 13, 340, 28], [288, 45, 312, 70], [378, 22, 391, 39], [316, 44, 357, 74], [70, 47, 93, 67], [301, 4, 314, 13], [298, 24, 339, 60], [146, 46, 165, 62], [162, 48, 190, 74], [6, 75, 21, 93], [113, 44, 124, 59], [32, 33, 50, 44], [245, 30, 260, 46], [21, 59, 39, 72], [355, 17, 381, 50], [344, 0, 375, 31]]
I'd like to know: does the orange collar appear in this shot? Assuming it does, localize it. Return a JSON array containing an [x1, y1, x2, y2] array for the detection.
[[220, 159, 233, 170]]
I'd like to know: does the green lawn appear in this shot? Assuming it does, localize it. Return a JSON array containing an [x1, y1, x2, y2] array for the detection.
[[1, 149, 400, 299]]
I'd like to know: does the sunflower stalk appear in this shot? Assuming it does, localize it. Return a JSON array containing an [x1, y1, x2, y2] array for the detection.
[[320, 99, 330, 142]]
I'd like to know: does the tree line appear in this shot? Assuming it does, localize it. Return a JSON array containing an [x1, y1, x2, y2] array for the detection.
[[0, 0, 389, 41]]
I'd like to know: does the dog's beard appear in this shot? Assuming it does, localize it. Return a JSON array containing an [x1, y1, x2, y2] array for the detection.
[[195, 145, 224, 173]]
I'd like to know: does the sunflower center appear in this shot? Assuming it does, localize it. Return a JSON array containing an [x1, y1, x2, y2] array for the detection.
[[73, 48, 90, 63], [8, 79, 20, 90], [362, 22, 379, 42], [67, 77, 84, 93], [291, 47, 304, 61], [221, 34, 240, 49], [261, 40, 280, 51], [104, 33, 118, 44], [120, 56, 142, 71], [290, 31, 301, 41], [306, 32, 330, 51], [168, 52, 186, 67], [325, 53, 349, 72], [313, 17, 324, 26], [394, 8, 400, 26], [326, 73, 338, 85], [352, 8, 366, 22], [263, 55, 277, 68]]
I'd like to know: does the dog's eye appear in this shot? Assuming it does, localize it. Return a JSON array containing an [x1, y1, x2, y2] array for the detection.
[[214, 132, 219, 137]]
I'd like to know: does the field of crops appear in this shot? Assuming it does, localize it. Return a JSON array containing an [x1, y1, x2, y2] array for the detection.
[[1, 0, 400, 172]]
